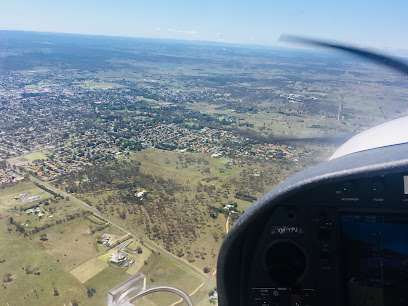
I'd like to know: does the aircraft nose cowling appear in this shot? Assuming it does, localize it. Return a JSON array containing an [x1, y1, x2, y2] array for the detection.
[[330, 115, 408, 160]]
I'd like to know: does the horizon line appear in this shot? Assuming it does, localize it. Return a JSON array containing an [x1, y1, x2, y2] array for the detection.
[[1, 28, 408, 57]]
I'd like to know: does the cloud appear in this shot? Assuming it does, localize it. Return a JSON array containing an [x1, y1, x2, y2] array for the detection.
[[154, 27, 161, 32], [216, 32, 224, 41], [168, 28, 197, 35]]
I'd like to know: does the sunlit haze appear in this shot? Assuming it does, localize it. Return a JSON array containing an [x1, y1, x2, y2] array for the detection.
[[1, 0, 408, 52]]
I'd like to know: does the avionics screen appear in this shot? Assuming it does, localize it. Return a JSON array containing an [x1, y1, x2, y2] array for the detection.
[[340, 213, 408, 306]]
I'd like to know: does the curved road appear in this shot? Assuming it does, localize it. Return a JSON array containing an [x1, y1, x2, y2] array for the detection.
[[22, 172, 216, 287]]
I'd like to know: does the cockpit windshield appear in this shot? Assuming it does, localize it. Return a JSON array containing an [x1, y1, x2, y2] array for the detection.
[[1, 1, 408, 305]]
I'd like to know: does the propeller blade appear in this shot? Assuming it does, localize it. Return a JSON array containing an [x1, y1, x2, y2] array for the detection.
[[280, 35, 408, 76]]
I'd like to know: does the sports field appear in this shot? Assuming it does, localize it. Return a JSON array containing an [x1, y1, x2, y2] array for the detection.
[[24, 151, 47, 161]]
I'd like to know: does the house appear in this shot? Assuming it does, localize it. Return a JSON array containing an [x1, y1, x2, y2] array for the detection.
[[26, 207, 41, 215], [102, 234, 111, 245], [26, 208, 36, 215], [14, 193, 29, 200], [110, 252, 127, 263], [28, 196, 41, 202]]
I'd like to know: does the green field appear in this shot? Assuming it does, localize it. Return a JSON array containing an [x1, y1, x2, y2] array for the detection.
[[0, 181, 49, 210], [74, 81, 122, 89], [24, 151, 48, 161], [43, 218, 103, 271], [0, 219, 90, 305], [0, 199, 130, 305]]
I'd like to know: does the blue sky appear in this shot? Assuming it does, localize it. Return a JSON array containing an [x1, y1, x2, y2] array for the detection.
[[1, 0, 408, 52]]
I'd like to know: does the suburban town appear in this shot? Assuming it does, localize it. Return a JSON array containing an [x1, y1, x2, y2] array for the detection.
[[1, 76, 308, 182]]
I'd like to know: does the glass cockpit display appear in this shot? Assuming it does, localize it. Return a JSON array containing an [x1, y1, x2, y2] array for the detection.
[[340, 213, 408, 306]]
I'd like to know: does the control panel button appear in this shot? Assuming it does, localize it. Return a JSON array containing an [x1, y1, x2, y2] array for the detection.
[[371, 179, 384, 193], [320, 251, 332, 269], [342, 181, 356, 193]]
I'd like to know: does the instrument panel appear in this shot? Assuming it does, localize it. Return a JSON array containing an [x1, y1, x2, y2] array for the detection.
[[217, 143, 408, 306]]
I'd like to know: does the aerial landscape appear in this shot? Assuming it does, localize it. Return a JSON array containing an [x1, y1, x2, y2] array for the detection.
[[1, 29, 408, 305]]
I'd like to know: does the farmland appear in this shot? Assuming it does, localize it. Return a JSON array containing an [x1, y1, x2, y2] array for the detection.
[[0, 181, 214, 305]]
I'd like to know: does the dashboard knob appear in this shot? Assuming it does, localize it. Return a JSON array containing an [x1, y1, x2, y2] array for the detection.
[[264, 240, 308, 287]]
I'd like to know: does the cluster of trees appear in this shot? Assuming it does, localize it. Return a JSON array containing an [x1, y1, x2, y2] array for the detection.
[[24, 266, 41, 275], [118, 139, 143, 151], [34, 182, 63, 198], [8, 211, 89, 237], [86, 287, 96, 298], [9, 217, 25, 233], [90, 223, 108, 235], [234, 192, 257, 202]]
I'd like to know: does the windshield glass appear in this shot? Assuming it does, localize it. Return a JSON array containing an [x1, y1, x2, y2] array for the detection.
[[1, 1, 408, 305]]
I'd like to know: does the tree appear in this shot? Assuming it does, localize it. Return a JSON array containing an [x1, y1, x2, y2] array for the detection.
[[87, 287, 96, 298], [53, 287, 59, 296], [203, 267, 210, 273], [3, 273, 13, 283]]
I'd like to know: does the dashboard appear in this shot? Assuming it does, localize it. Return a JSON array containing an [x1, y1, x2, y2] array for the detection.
[[217, 142, 408, 306]]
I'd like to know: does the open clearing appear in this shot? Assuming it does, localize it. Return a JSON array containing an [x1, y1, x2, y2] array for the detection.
[[0, 181, 47, 210], [125, 242, 152, 275], [0, 221, 90, 305], [24, 81, 54, 89], [44, 218, 101, 271], [74, 81, 122, 89], [136, 253, 205, 305], [7, 156, 30, 165], [70, 257, 108, 283], [24, 151, 48, 161]]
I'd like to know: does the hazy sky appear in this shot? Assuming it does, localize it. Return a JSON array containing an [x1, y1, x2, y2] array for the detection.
[[1, 0, 408, 52]]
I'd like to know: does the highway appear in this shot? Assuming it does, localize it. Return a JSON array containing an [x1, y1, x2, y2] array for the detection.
[[22, 171, 216, 287]]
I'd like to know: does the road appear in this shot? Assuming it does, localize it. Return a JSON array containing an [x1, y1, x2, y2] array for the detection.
[[225, 213, 231, 233], [22, 171, 216, 287]]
